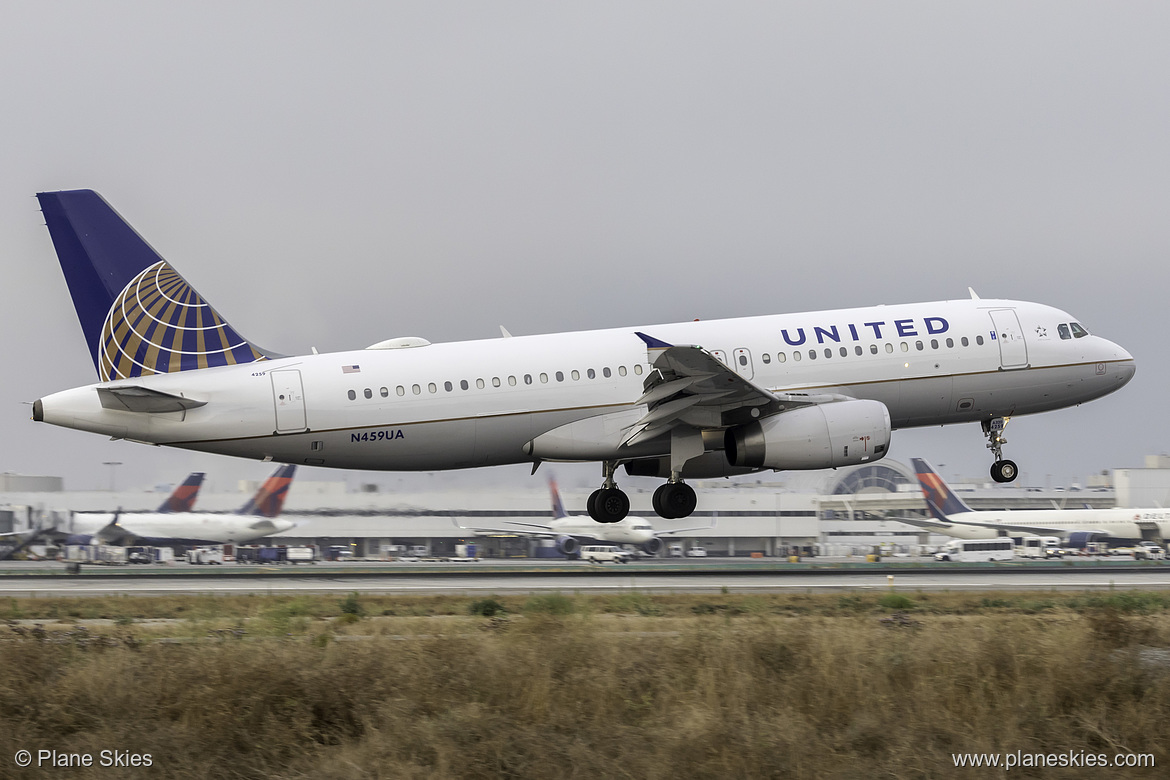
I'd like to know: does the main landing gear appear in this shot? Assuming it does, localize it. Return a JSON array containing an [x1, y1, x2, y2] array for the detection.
[[652, 481, 697, 520], [983, 417, 1018, 483], [587, 461, 631, 523], [586, 462, 699, 522]]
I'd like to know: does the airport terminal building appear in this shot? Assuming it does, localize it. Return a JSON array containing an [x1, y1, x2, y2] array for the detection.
[[4, 457, 1170, 557]]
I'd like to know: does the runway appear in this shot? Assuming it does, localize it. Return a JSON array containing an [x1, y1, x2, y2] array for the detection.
[[4, 566, 1170, 597]]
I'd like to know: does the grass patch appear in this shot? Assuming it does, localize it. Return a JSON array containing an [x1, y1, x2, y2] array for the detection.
[[2, 590, 1169, 778]]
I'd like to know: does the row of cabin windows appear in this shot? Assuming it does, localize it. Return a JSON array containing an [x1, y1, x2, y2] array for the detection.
[[346, 364, 645, 401], [759, 335, 986, 364]]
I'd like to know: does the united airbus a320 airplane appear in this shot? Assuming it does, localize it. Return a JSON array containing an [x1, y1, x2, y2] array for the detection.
[[31, 190, 1136, 523]]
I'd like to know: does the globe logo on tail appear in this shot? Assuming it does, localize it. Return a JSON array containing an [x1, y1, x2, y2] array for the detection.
[[98, 261, 266, 380]]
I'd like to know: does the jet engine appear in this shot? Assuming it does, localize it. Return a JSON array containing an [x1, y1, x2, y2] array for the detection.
[[725, 400, 891, 470], [556, 535, 580, 557], [641, 537, 664, 556], [1066, 530, 1106, 549]]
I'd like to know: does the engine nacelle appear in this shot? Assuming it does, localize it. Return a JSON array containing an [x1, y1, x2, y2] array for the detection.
[[556, 535, 580, 557], [1066, 530, 1105, 549], [725, 400, 891, 470], [641, 537, 664, 556]]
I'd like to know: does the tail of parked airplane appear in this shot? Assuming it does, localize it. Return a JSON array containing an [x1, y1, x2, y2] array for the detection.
[[910, 458, 975, 521], [549, 478, 569, 519], [156, 472, 205, 513], [35, 189, 272, 381], [238, 465, 297, 518]]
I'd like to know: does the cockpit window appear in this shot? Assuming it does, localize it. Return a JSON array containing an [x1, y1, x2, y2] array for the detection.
[[1070, 322, 1089, 338], [1058, 324, 1071, 340]]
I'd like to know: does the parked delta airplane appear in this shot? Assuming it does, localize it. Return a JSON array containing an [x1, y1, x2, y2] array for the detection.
[[455, 479, 711, 557], [899, 458, 1170, 548], [69, 465, 297, 546], [31, 190, 1136, 523]]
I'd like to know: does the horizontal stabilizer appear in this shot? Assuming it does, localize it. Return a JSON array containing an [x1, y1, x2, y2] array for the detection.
[[96, 386, 207, 413]]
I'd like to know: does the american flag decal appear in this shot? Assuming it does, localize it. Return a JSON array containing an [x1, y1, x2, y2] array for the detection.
[[342, 365, 361, 374]]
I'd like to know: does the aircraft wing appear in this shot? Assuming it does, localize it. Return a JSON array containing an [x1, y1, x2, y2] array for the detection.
[[883, 515, 961, 531], [451, 519, 558, 538], [894, 514, 1099, 539], [652, 518, 718, 536], [625, 333, 851, 447]]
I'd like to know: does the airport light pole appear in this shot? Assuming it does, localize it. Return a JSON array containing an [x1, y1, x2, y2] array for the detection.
[[102, 461, 122, 492]]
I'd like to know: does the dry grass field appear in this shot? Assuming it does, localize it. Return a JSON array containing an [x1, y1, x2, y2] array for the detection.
[[3, 590, 1168, 779]]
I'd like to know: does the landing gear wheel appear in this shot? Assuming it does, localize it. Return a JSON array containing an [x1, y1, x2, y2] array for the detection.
[[588, 488, 630, 523], [653, 482, 697, 519], [990, 460, 1018, 483]]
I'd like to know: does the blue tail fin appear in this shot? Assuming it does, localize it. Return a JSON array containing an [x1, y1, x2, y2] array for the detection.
[[238, 465, 297, 517], [156, 472, 205, 513], [549, 478, 568, 519], [36, 189, 271, 381], [910, 458, 975, 520]]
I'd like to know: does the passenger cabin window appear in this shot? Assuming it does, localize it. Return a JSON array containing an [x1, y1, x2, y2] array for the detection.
[[571, 370, 580, 380], [460, 380, 469, 391], [556, 371, 564, 382], [777, 352, 786, 363], [364, 388, 372, 399], [961, 337, 969, 347], [869, 344, 878, 354], [477, 379, 486, 389], [976, 335, 984, 345], [444, 381, 453, 392], [603, 367, 611, 378], [587, 368, 596, 379], [396, 386, 405, 396], [347, 390, 356, 401], [617, 366, 627, 376], [633, 365, 644, 375], [380, 387, 389, 398], [761, 353, 771, 364]]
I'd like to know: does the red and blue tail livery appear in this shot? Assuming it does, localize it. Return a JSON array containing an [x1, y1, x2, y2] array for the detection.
[[238, 464, 297, 518], [911, 458, 975, 520], [155, 472, 205, 513], [36, 190, 269, 381]]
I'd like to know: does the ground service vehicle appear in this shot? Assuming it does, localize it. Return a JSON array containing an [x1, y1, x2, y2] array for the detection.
[[934, 538, 1015, 562], [581, 545, 633, 564]]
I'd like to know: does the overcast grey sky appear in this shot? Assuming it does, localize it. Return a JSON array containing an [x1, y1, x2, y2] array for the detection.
[[2, 2, 1167, 496]]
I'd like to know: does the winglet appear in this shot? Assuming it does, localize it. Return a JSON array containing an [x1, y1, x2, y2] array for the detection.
[[156, 472, 205, 513], [635, 332, 674, 349]]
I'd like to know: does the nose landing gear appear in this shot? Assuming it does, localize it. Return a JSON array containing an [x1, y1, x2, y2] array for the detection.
[[983, 417, 1018, 483]]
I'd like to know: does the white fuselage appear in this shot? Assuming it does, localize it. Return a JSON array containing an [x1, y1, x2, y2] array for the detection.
[[37, 297, 1135, 471], [926, 508, 1170, 544], [549, 515, 657, 545], [70, 512, 296, 545]]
